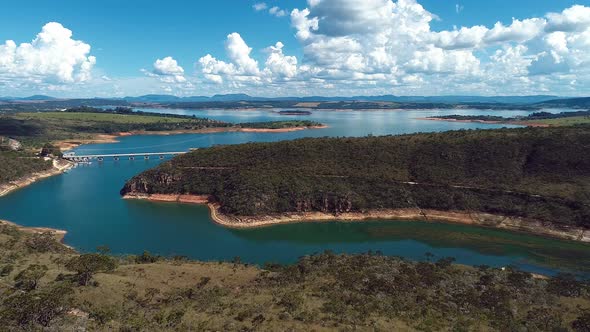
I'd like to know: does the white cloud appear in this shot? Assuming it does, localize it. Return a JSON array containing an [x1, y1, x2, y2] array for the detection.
[[0, 22, 96, 89], [198, 33, 300, 85], [455, 4, 463, 14], [546, 5, 590, 32], [16, 2, 589, 97], [202, 0, 589, 96], [148, 56, 186, 83], [225, 33, 260, 75], [264, 42, 297, 78], [269, 6, 287, 17], [253, 2, 267, 11]]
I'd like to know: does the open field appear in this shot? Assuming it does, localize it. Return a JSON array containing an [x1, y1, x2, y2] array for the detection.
[[523, 116, 590, 126], [13, 111, 200, 124]]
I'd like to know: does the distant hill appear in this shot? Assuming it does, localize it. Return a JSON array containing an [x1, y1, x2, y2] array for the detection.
[[119, 94, 563, 104], [536, 97, 590, 108], [0, 95, 57, 101], [1, 94, 587, 111]]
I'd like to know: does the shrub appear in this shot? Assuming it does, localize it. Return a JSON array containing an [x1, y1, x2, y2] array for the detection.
[[65, 253, 117, 286], [14, 264, 48, 291]]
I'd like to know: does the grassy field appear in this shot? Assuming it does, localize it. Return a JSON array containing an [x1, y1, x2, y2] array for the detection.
[[13, 111, 199, 124], [523, 116, 590, 126], [0, 111, 227, 149], [1, 222, 589, 331]]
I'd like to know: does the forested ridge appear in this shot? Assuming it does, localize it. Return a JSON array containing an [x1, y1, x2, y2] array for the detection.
[[122, 126, 590, 229], [435, 110, 590, 122]]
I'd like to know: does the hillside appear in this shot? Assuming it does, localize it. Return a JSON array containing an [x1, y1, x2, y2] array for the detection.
[[1, 221, 589, 331], [122, 126, 590, 232]]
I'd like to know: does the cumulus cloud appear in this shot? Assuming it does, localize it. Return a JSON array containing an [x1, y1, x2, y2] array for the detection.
[[199, 33, 298, 85], [0, 22, 96, 88], [194, 1, 590, 96], [264, 42, 297, 78], [149, 56, 186, 83], [7, 2, 590, 97]]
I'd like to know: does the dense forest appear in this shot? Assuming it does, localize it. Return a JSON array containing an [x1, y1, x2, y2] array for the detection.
[[0, 223, 589, 331], [122, 126, 590, 229]]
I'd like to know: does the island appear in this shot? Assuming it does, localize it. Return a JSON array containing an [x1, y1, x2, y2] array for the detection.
[[277, 110, 313, 115], [122, 125, 590, 242]]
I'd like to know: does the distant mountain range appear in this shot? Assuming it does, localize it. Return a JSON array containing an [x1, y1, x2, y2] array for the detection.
[[0, 95, 58, 101], [0, 94, 566, 104]]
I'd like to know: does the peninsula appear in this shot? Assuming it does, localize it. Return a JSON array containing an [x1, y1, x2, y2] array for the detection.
[[0, 107, 325, 196], [420, 110, 590, 127], [122, 125, 590, 242]]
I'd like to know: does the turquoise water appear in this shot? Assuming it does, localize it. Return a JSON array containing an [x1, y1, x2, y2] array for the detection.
[[1, 108, 589, 276]]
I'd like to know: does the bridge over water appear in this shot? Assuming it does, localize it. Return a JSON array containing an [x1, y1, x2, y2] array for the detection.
[[63, 151, 190, 162]]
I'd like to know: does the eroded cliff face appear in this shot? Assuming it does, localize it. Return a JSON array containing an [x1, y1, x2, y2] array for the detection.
[[120, 171, 183, 196], [292, 195, 354, 214]]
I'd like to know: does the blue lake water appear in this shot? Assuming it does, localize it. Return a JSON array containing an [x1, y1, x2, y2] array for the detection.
[[1, 108, 589, 276]]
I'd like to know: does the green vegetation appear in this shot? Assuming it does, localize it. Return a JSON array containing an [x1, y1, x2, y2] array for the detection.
[[236, 120, 322, 129], [278, 110, 313, 115], [40, 143, 62, 157], [0, 108, 325, 186], [0, 107, 325, 149], [0, 109, 229, 148], [528, 116, 590, 126], [435, 115, 506, 121], [434, 110, 590, 126], [0, 151, 52, 185], [122, 126, 590, 229], [0, 223, 589, 331]]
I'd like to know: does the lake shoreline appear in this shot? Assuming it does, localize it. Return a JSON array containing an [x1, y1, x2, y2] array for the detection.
[[417, 117, 550, 127], [122, 193, 590, 243], [0, 158, 73, 198], [0, 219, 68, 244], [55, 125, 328, 152]]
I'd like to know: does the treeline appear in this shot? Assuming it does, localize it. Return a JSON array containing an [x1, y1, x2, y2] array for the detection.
[[436, 115, 506, 121], [236, 120, 322, 129], [1, 223, 590, 331], [526, 110, 590, 120], [64, 106, 227, 122], [437, 109, 590, 122], [122, 126, 590, 229]]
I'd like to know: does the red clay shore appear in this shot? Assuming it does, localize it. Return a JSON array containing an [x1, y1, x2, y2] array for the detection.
[[122, 193, 590, 243]]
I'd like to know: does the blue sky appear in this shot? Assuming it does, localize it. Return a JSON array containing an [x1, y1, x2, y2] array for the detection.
[[0, 0, 589, 97]]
